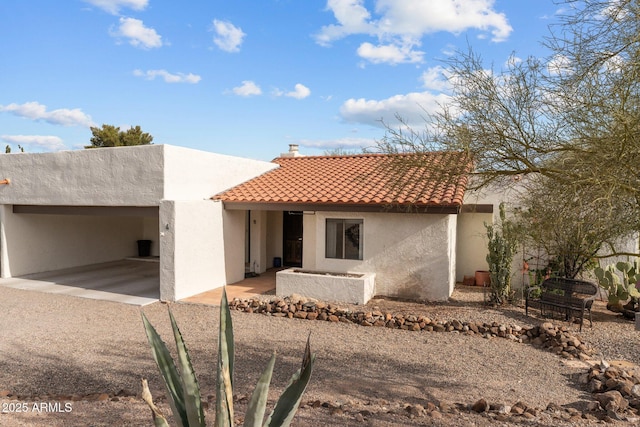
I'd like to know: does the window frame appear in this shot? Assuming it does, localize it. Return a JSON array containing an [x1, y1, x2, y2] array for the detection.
[[325, 218, 363, 260]]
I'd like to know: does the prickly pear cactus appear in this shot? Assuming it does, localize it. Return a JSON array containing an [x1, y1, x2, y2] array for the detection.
[[594, 261, 640, 310]]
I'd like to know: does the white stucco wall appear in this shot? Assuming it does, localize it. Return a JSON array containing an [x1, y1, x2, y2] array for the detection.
[[159, 199, 225, 301], [307, 211, 456, 301], [266, 211, 283, 268], [222, 209, 246, 285], [302, 213, 317, 269], [142, 216, 161, 257], [456, 212, 493, 282], [248, 210, 268, 274], [0, 146, 165, 206], [1, 209, 143, 277], [460, 183, 527, 288], [0, 145, 277, 207], [277, 269, 376, 305], [163, 145, 277, 200]]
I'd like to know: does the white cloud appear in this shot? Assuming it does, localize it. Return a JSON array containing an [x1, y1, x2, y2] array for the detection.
[[1, 135, 66, 152], [112, 17, 162, 49], [299, 136, 373, 150], [357, 41, 423, 65], [133, 69, 201, 84], [286, 84, 311, 99], [212, 19, 246, 52], [0, 102, 94, 127], [273, 84, 311, 99], [316, 0, 513, 64], [232, 80, 262, 97], [339, 91, 451, 127], [419, 66, 450, 91], [315, 0, 374, 46], [83, 0, 148, 15]]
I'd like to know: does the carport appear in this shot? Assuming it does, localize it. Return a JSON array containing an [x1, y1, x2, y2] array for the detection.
[[0, 145, 277, 302], [4, 205, 160, 277]]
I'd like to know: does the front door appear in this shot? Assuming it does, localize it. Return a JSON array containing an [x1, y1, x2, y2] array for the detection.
[[283, 211, 303, 267]]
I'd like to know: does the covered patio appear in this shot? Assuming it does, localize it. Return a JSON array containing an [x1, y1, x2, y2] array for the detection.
[[182, 268, 278, 305]]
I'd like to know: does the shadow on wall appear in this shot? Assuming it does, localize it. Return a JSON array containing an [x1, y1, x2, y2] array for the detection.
[[361, 216, 453, 301]]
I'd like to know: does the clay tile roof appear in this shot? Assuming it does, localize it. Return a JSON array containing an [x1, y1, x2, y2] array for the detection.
[[214, 152, 471, 211]]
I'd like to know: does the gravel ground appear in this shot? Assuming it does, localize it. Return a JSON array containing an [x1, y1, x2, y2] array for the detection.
[[0, 285, 638, 426]]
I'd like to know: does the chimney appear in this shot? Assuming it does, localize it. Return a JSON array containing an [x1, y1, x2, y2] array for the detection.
[[280, 144, 304, 157]]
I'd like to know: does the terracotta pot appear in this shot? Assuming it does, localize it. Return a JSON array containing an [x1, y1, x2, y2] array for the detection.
[[475, 270, 491, 287], [462, 275, 475, 286]]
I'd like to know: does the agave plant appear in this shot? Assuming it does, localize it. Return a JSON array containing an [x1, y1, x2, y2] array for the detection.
[[141, 288, 315, 427]]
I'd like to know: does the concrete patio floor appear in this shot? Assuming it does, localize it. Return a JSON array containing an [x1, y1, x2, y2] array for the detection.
[[0, 261, 279, 307], [0, 258, 160, 306], [181, 268, 278, 306]]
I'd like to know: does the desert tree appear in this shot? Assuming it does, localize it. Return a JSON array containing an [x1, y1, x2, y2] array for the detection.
[[516, 174, 637, 279], [86, 124, 153, 148], [376, 0, 640, 265]]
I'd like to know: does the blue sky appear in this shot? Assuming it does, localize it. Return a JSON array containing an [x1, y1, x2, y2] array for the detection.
[[0, 0, 562, 161]]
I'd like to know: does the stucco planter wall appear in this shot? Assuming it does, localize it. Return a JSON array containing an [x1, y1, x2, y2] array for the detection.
[[276, 268, 375, 305]]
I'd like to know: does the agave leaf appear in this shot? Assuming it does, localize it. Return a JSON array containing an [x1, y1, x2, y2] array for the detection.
[[223, 363, 235, 422], [243, 352, 276, 427], [264, 335, 315, 427], [216, 288, 235, 427], [141, 378, 171, 427], [169, 308, 205, 427], [142, 311, 188, 427]]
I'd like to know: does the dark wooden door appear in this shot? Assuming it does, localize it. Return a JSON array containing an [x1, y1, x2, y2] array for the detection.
[[283, 211, 303, 267]]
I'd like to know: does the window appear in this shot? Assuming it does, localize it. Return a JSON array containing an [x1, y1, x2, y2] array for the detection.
[[325, 219, 363, 260]]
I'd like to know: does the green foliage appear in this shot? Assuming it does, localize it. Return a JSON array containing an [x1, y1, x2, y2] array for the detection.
[[485, 203, 520, 305], [86, 124, 153, 148], [4, 145, 25, 153], [514, 177, 626, 279], [141, 288, 315, 427], [594, 261, 640, 308]]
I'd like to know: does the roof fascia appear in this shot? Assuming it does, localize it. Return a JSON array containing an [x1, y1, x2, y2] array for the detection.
[[460, 204, 494, 214], [221, 201, 460, 214], [13, 205, 159, 217]]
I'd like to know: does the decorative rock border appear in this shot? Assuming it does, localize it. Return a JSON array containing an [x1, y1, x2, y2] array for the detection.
[[229, 295, 640, 423], [228, 296, 596, 360]]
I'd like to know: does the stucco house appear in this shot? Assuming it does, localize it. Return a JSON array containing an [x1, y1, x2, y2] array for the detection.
[[0, 143, 501, 304], [214, 148, 480, 303]]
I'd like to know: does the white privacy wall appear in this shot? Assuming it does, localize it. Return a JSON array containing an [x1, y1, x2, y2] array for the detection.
[[306, 211, 457, 301], [159, 200, 225, 301]]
